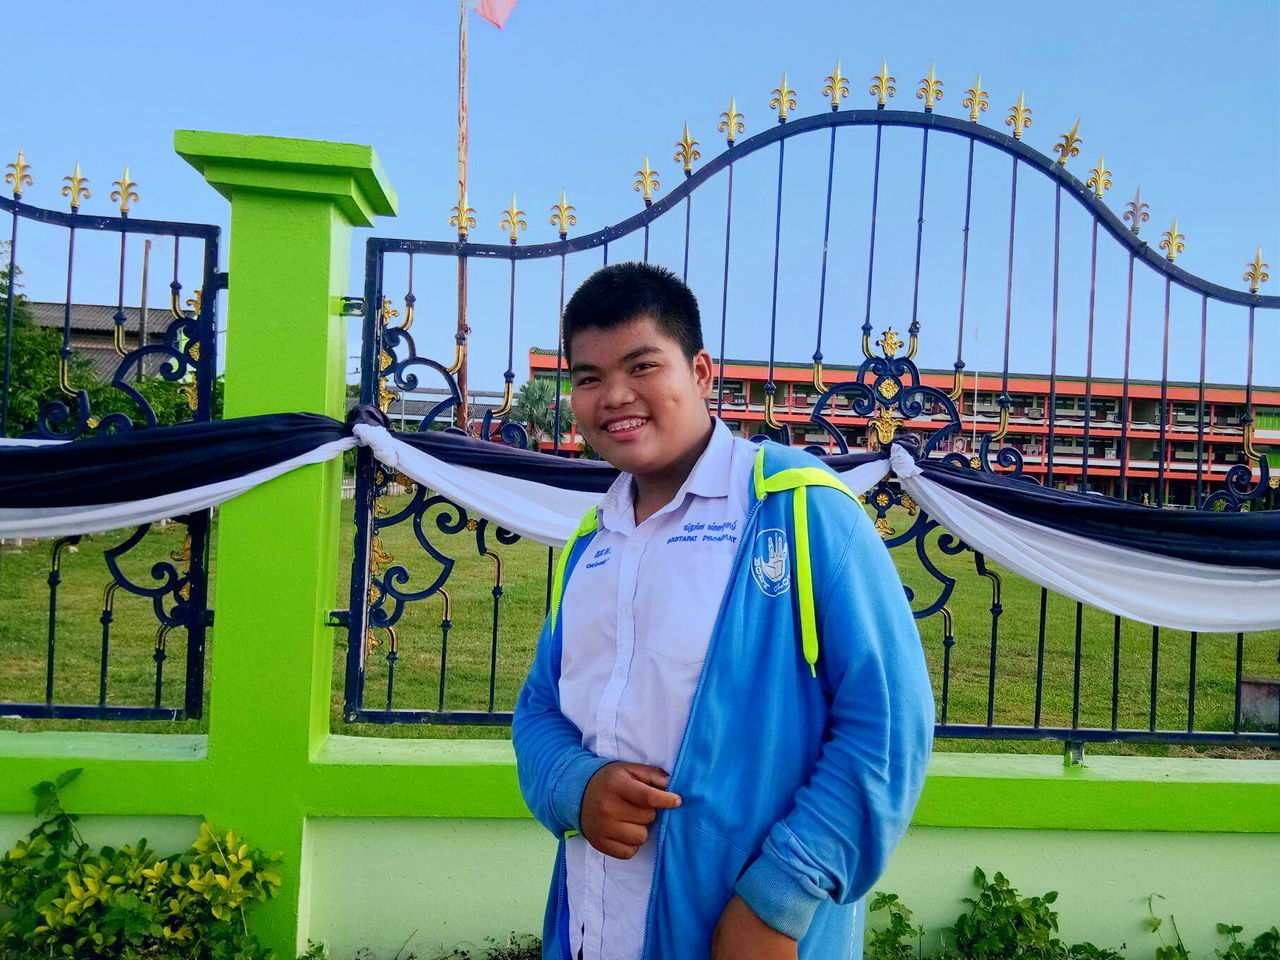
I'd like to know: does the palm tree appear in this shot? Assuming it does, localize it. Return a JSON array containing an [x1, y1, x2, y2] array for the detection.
[[511, 377, 573, 449]]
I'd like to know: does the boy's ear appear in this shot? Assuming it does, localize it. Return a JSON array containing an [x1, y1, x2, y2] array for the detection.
[[691, 349, 715, 396]]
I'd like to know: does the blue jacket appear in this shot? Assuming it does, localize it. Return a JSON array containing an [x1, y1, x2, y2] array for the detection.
[[513, 440, 935, 959]]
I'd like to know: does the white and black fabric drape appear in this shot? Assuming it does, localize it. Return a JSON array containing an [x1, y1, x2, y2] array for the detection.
[[3, 406, 1278, 633]]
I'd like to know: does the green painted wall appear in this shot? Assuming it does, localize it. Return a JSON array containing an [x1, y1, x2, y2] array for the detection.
[[3, 802, 1273, 956], [244, 819, 1280, 958], [0, 815, 202, 856], [3, 735, 1277, 957]]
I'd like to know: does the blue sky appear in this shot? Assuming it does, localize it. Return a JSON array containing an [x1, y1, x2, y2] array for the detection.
[[7, 0, 1278, 391]]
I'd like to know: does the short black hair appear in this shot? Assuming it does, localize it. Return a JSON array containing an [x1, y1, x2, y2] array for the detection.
[[562, 261, 703, 362]]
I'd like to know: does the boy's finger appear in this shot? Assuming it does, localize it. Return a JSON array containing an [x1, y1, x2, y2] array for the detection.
[[625, 764, 671, 789], [619, 777, 682, 809], [596, 838, 640, 861], [608, 821, 649, 848], [616, 802, 658, 825]]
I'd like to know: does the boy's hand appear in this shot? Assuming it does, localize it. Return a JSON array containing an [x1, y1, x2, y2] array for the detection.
[[580, 762, 681, 860], [711, 895, 798, 959]]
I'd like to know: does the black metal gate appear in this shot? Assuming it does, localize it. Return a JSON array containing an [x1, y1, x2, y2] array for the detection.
[[1, 157, 222, 720], [341, 75, 1278, 745]]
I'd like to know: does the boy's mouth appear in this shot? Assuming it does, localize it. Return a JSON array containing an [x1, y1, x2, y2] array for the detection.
[[601, 416, 650, 439]]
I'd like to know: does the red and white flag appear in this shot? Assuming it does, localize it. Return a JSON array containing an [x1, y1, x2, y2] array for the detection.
[[473, 0, 517, 28]]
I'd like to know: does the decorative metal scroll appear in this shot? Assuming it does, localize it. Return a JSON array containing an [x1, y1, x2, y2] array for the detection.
[[1, 158, 221, 721]]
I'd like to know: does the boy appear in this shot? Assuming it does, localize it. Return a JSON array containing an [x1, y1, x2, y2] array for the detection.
[[512, 262, 934, 960]]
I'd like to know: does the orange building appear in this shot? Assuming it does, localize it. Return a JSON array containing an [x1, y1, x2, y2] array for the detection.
[[529, 348, 1280, 507]]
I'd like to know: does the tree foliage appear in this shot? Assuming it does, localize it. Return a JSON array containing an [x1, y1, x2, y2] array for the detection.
[[1, 250, 219, 437], [510, 377, 573, 449]]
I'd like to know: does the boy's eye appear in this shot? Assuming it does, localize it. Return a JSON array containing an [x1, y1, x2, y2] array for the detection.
[[633, 362, 656, 373], [574, 376, 599, 387]]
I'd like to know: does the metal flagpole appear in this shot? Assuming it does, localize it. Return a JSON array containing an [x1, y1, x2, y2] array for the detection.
[[971, 367, 979, 450], [455, 0, 471, 428], [137, 239, 151, 383]]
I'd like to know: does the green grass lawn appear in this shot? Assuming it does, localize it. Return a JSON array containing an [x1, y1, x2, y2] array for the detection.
[[2, 497, 1277, 759]]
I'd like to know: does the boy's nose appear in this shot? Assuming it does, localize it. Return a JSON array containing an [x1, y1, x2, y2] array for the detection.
[[602, 379, 637, 408]]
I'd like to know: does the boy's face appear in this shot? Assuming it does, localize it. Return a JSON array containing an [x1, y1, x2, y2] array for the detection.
[[568, 315, 714, 480]]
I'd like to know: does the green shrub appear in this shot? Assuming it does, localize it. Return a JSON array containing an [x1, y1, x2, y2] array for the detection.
[[0, 769, 283, 960], [868, 891, 925, 959], [870, 867, 1275, 960], [300, 932, 540, 960], [940, 866, 1122, 959], [1214, 923, 1280, 959]]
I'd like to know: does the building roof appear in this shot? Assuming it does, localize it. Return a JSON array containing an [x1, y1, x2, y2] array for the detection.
[[348, 388, 502, 424], [527, 347, 1279, 395], [28, 301, 168, 379], [28, 301, 167, 334]]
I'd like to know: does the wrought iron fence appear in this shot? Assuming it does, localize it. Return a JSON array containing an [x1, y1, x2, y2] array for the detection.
[[0, 153, 221, 720], [338, 68, 1277, 744]]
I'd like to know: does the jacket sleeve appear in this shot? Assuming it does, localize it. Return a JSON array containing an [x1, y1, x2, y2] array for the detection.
[[512, 609, 614, 840], [734, 487, 936, 939]]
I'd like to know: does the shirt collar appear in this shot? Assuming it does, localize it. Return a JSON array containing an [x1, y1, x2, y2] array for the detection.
[[600, 417, 734, 532]]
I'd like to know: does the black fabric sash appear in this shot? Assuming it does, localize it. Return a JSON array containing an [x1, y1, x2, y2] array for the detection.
[[0, 413, 346, 507]]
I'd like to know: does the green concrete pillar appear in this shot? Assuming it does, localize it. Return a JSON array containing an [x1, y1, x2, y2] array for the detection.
[[176, 130, 396, 957]]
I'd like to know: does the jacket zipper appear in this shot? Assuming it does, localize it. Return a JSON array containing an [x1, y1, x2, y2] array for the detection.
[[638, 494, 766, 958], [552, 540, 589, 960], [555, 839, 573, 960]]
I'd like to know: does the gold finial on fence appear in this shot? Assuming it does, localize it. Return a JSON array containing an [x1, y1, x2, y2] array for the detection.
[[1159, 217, 1186, 262], [822, 60, 849, 112], [869, 59, 896, 107], [61, 161, 90, 210], [4, 149, 32, 197], [867, 406, 901, 448], [500, 193, 526, 244], [718, 97, 745, 145], [448, 185, 477, 239], [379, 297, 400, 331], [179, 379, 199, 411], [917, 62, 943, 112], [674, 123, 701, 176], [1053, 117, 1082, 166], [877, 327, 903, 358], [634, 156, 660, 206], [1005, 92, 1032, 140], [1244, 247, 1269, 293], [110, 165, 139, 216], [770, 72, 797, 122], [376, 360, 397, 413], [1123, 186, 1149, 235], [962, 75, 988, 123], [550, 188, 576, 239], [1086, 154, 1112, 199]]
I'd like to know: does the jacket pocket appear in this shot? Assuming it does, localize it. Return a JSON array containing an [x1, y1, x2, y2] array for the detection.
[[646, 820, 752, 959]]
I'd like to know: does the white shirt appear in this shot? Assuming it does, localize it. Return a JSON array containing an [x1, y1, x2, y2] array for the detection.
[[559, 418, 758, 960]]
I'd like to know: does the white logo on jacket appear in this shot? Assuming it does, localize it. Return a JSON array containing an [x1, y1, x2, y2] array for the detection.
[[751, 527, 791, 597]]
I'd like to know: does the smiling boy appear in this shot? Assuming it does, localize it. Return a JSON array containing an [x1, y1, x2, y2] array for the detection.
[[513, 262, 935, 960]]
